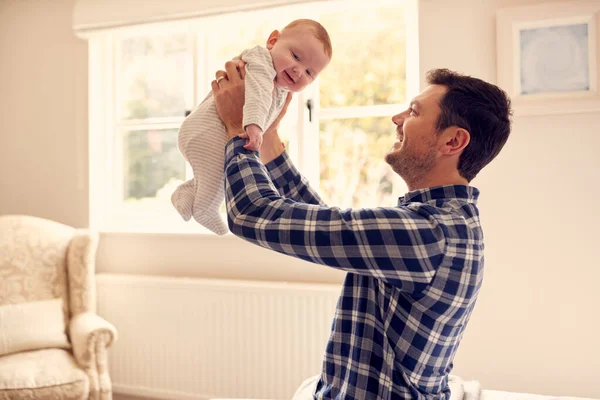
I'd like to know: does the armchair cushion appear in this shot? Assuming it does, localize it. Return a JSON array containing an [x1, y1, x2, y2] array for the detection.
[[0, 348, 88, 400], [0, 215, 72, 325], [0, 298, 70, 357]]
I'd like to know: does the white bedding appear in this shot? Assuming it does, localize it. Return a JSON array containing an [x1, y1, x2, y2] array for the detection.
[[482, 389, 598, 400], [212, 380, 598, 400], [209, 390, 598, 400]]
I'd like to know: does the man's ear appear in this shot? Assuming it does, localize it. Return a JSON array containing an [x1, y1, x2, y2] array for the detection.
[[439, 127, 470, 156], [266, 30, 280, 50]]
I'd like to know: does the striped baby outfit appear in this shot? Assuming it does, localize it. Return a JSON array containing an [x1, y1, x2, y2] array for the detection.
[[171, 45, 289, 235]]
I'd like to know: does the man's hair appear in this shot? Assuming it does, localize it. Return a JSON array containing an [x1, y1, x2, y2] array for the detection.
[[427, 69, 512, 182], [282, 19, 333, 59]]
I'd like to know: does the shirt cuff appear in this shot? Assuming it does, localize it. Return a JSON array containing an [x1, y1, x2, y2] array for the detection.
[[264, 149, 302, 190], [225, 136, 254, 166], [224, 136, 300, 191]]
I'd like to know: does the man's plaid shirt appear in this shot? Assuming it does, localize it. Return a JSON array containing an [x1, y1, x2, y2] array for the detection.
[[224, 137, 484, 399]]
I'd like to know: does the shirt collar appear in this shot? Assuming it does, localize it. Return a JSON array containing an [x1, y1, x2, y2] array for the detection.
[[398, 185, 479, 206]]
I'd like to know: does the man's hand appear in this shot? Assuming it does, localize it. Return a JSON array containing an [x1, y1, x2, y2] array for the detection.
[[212, 60, 247, 139], [212, 59, 294, 163]]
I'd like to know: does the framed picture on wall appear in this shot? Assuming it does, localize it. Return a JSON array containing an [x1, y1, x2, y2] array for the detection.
[[496, 0, 600, 116]]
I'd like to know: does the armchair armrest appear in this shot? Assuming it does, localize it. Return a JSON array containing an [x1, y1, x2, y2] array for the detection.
[[69, 312, 118, 369]]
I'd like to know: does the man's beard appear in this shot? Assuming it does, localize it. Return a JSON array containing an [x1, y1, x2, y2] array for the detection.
[[385, 142, 437, 186]]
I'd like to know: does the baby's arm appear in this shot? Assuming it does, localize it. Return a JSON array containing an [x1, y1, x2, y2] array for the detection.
[[239, 46, 277, 151]]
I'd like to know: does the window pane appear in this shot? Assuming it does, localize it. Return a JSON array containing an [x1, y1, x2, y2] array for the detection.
[[118, 34, 193, 120], [205, 5, 312, 83], [206, 24, 271, 78], [122, 129, 185, 205], [319, 117, 404, 209], [318, 4, 407, 108]]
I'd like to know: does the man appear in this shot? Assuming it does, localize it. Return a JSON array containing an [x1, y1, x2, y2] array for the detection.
[[212, 62, 512, 399]]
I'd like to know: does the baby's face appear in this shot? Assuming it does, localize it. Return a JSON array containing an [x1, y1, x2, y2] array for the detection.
[[267, 28, 330, 92]]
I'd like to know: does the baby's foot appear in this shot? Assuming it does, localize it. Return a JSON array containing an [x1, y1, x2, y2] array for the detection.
[[171, 180, 196, 221], [193, 211, 229, 236]]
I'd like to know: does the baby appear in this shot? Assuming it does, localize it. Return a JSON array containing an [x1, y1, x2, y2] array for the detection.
[[171, 19, 332, 235]]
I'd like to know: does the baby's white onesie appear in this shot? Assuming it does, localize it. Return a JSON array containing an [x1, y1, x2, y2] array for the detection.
[[171, 45, 289, 235]]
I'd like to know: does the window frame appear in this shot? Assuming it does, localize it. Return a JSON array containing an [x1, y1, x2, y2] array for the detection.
[[87, 0, 419, 234]]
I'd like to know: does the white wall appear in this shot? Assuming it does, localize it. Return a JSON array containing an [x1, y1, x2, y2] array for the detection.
[[1, 0, 599, 397], [416, 1, 600, 397], [0, 0, 88, 227]]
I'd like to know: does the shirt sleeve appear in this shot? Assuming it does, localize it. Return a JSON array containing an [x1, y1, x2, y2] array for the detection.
[[240, 46, 277, 132], [224, 137, 448, 293], [264, 150, 326, 206]]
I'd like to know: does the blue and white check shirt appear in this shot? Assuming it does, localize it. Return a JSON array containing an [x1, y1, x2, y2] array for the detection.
[[224, 137, 484, 399]]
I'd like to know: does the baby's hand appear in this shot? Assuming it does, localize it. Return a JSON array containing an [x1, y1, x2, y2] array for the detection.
[[244, 124, 263, 151]]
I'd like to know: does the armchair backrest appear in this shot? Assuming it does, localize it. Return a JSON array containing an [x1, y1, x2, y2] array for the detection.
[[0, 215, 99, 327]]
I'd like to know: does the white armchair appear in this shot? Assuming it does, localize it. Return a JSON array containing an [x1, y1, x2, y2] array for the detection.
[[0, 215, 117, 400]]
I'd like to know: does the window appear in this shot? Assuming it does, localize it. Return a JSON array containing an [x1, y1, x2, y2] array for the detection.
[[314, 2, 412, 209], [117, 34, 193, 209], [88, 0, 418, 233]]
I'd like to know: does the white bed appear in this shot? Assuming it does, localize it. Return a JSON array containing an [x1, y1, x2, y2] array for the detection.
[[445, 375, 598, 400], [482, 390, 597, 400], [210, 389, 598, 400], [210, 377, 598, 400]]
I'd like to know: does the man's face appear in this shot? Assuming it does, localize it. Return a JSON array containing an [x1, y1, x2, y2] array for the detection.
[[385, 84, 448, 184]]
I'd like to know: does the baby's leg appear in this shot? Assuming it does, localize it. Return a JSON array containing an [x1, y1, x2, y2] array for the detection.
[[171, 94, 229, 234], [189, 120, 229, 235], [171, 179, 195, 221], [172, 103, 201, 221]]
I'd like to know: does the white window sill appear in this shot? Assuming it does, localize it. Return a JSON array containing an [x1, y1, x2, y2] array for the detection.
[[92, 208, 231, 236]]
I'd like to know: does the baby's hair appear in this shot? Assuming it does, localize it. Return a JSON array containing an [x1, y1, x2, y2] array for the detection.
[[282, 19, 332, 59]]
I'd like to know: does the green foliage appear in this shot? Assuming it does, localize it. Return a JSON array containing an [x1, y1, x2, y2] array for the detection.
[[317, 5, 408, 208], [319, 118, 404, 209], [319, 5, 407, 107], [124, 129, 185, 200]]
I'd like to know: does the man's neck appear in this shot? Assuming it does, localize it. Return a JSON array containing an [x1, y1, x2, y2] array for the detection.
[[406, 174, 469, 192]]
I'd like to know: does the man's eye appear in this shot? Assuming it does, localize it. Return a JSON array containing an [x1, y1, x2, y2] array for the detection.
[[409, 107, 416, 115]]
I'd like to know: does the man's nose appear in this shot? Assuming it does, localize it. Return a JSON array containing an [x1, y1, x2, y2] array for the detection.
[[391, 113, 404, 125]]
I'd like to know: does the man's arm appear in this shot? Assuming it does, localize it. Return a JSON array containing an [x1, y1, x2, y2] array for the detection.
[[260, 105, 327, 206], [258, 125, 285, 165], [223, 137, 447, 292], [263, 148, 327, 206], [213, 62, 447, 292]]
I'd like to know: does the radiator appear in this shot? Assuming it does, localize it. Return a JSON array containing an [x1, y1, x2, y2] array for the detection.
[[96, 273, 341, 400]]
